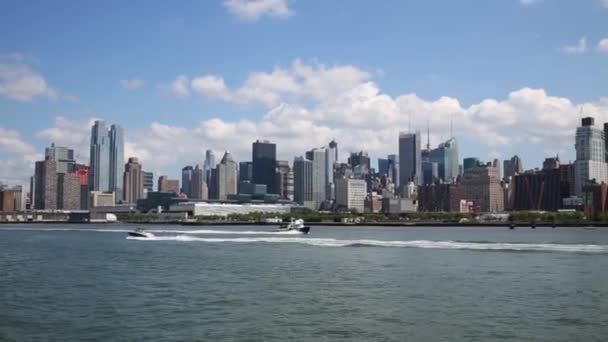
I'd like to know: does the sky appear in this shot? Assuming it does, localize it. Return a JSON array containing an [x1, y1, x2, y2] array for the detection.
[[1, 0, 608, 185]]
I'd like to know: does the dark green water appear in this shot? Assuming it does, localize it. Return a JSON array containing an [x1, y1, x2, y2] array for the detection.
[[1, 224, 608, 341]]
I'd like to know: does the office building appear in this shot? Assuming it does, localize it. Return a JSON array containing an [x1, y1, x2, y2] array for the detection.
[[418, 183, 466, 212], [428, 137, 459, 181], [123, 157, 143, 204], [215, 152, 238, 200], [190, 165, 207, 200], [89, 121, 124, 201], [0, 186, 24, 212], [45, 143, 75, 174], [326, 140, 338, 199], [462, 164, 504, 212], [336, 178, 366, 213], [378, 158, 389, 178], [463, 157, 481, 171], [388, 154, 399, 188], [399, 132, 422, 187], [574, 117, 608, 195], [34, 157, 58, 210], [276, 160, 294, 200], [204, 150, 215, 185], [158, 176, 180, 194], [503, 155, 523, 181], [252, 140, 277, 194], [293, 156, 313, 208], [90, 191, 115, 207], [512, 168, 564, 211], [181, 166, 193, 197], [306, 148, 328, 209], [142, 171, 154, 193], [57, 173, 81, 210]]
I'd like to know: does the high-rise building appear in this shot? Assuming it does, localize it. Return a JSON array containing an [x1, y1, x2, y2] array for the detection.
[[204, 150, 216, 185], [378, 158, 389, 177], [142, 171, 154, 193], [45, 143, 75, 174], [181, 166, 194, 197], [252, 140, 277, 194], [326, 140, 338, 199], [503, 155, 523, 181], [336, 178, 366, 213], [109, 124, 124, 200], [463, 157, 481, 171], [89, 121, 124, 201], [462, 164, 504, 213], [123, 157, 143, 204], [0, 186, 24, 212], [89, 120, 110, 192], [57, 173, 81, 210], [399, 132, 422, 188], [306, 148, 327, 209], [276, 160, 294, 200], [512, 168, 564, 211], [238, 161, 253, 193], [34, 157, 58, 210], [190, 165, 207, 199], [215, 152, 238, 200], [574, 117, 608, 195], [388, 154, 399, 188], [293, 156, 313, 208], [158, 176, 180, 194], [428, 137, 459, 181]]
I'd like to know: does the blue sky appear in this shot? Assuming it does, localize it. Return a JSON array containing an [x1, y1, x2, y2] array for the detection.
[[1, 0, 607, 184]]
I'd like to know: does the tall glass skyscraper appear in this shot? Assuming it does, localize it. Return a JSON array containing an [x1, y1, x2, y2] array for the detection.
[[252, 140, 277, 194], [89, 121, 111, 192], [429, 137, 459, 181], [305, 148, 327, 209], [109, 124, 124, 199], [89, 121, 124, 201], [399, 132, 422, 188], [204, 149, 216, 185]]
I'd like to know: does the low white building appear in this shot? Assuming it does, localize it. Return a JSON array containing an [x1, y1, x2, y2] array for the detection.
[[169, 202, 296, 217], [336, 178, 366, 213]]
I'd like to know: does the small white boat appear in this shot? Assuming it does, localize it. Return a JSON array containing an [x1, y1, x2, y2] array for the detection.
[[128, 228, 154, 238], [278, 218, 310, 234]]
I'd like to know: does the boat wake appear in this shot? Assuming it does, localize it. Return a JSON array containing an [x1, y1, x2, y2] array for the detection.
[[126, 236, 608, 253], [147, 229, 304, 235]]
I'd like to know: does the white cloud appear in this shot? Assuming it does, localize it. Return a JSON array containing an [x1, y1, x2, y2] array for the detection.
[[175, 59, 371, 107], [191, 75, 230, 100], [120, 78, 145, 90], [224, 0, 293, 21], [0, 62, 57, 101], [598, 38, 608, 52], [0, 127, 37, 155], [561, 37, 587, 54], [36, 116, 99, 162], [159, 75, 190, 98]]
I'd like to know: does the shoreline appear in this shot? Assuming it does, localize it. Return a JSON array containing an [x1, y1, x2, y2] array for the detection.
[[1, 220, 607, 228]]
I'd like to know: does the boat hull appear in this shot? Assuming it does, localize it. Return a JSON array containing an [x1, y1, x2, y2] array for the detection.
[[128, 232, 150, 238]]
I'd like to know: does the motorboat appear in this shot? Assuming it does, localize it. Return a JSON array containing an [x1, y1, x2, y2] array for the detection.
[[128, 228, 154, 238], [278, 218, 310, 234]]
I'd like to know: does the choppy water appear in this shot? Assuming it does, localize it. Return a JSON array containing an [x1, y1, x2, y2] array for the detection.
[[1, 224, 608, 341]]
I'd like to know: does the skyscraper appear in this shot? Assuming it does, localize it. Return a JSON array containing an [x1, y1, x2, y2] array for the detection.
[[215, 151, 238, 200], [123, 157, 143, 204], [428, 137, 459, 181], [204, 150, 216, 185], [45, 143, 75, 174], [89, 121, 124, 202], [109, 124, 124, 200], [306, 148, 327, 209], [388, 154, 399, 188], [181, 166, 194, 197], [191, 165, 207, 199], [293, 156, 313, 208], [463, 157, 481, 171], [574, 117, 608, 195], [142, 171, 154, 193], [34, 157, 58, 210], [326, 140, 338, 199], [503, 155, 523, 181], [252, 140, 277, 194], [57, 173, 81, 210], [399, 132, 422, 188], [89, 120, 110, 192]]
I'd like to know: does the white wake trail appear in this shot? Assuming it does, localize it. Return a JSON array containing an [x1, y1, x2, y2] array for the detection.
[[126, 236, 608, 253]]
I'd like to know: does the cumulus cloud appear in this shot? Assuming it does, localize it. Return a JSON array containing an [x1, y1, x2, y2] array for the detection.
[[172, 59, 371, 107], [0, 127, 37, 155], [120, 78, 145, 90], [159, 75, 190, 98], [0, 62, 57, 101], [598, 38, 608, 52], [561, 37, 587, 54], [224, 0, 293, 21], [36, 116, 99, 162]]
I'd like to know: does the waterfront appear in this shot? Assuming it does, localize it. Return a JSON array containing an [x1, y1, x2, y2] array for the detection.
[[1, 225, 608, 341]]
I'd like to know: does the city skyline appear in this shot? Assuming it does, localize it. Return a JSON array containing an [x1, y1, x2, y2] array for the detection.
[[1, 1, 608, 185]]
